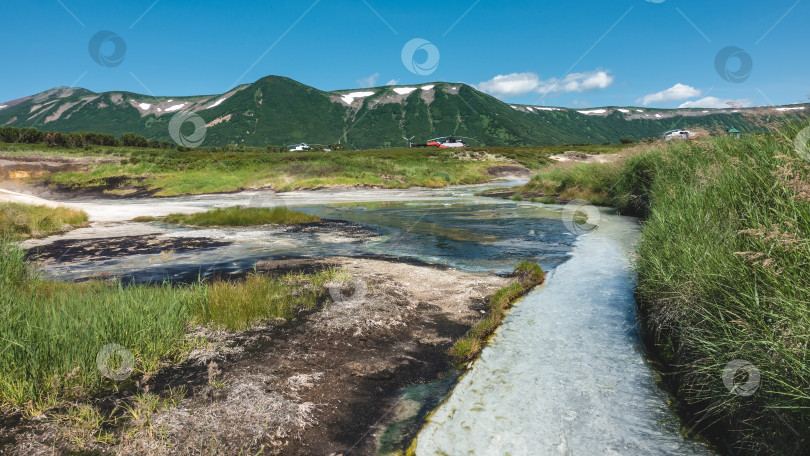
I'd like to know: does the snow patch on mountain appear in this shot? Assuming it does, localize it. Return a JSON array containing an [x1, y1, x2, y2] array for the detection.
[[165, 103, 187, 112], [206, 97, 228, 109], [341, 91, 375, 104], [578, 109, 608, 115]]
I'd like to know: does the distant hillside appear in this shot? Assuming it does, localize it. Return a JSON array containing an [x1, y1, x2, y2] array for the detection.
[[0, 76, 806, 148]]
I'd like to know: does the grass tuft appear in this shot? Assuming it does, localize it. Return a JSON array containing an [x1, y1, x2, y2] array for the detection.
[[192, 269, 336, 331], [137, 206, 321, 226], [450, 262, 544, 363], [0, 202, 88, 239]]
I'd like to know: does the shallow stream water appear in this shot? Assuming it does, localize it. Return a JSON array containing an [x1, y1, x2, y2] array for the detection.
[[414, 210, 712, 455], [29, 180, 579, 282]]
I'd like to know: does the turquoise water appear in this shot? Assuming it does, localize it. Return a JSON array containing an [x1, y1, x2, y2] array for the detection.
[[34, 201, 578, 282]]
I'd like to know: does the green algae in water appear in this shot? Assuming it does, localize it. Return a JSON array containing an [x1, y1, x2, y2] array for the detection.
[[377, 373, 460, 455]]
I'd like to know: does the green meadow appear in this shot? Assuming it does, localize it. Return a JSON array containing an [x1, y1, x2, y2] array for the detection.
[[1, 141, 630, 196]]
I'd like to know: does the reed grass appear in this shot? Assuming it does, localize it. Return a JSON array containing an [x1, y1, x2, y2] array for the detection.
[[0, 202, 88, 239]]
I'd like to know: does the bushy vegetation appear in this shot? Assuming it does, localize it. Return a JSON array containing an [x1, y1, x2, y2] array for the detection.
[[0, 126, 174, 149], [136, 206, 320, 226], [450, 261, 545, 363], [0, 239, 336, 410], [515, 128, 810, 455], [0, 202, 88, 239]]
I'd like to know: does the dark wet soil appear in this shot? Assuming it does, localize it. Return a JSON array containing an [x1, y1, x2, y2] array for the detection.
[[40, 175, 161, 199], [25, 235, 232, 264], [23, 220, 384, 284], [25, 221, 379, 264], [244, 299, 469, 455]]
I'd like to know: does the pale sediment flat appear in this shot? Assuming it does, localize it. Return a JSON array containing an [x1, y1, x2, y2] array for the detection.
[[0, 179, 527, 223]]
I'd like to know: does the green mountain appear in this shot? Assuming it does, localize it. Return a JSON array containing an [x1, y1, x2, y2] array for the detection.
[[0, 76, 806, 148]]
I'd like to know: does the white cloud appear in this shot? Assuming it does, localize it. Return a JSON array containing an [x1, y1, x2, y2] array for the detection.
[[536, 71, 614, 96], [475, 70, 614, 99], [357, 72, 380, 87], [678, 97, 755, 109], [475, 73, 541, 98], [385, 79, 399, 86], [637, 83, 701, 106]]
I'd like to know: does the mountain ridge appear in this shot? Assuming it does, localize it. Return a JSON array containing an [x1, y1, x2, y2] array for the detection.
[[1, 75, 806, 148]]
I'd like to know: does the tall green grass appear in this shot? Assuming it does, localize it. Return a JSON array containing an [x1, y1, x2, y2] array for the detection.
[[191, 269, 335, 330], [518, 128, 810, 454], [0, 240, 335, 411], [631, 131, 810, 455], [0, 202, 88, 239]]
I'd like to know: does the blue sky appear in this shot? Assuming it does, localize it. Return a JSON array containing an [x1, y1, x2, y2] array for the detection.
[[1, 0, 808, 108]]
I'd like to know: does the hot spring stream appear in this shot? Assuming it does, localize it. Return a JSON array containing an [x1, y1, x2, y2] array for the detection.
[[413, 210, 712, 455], [24, 183, 712, 454]]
